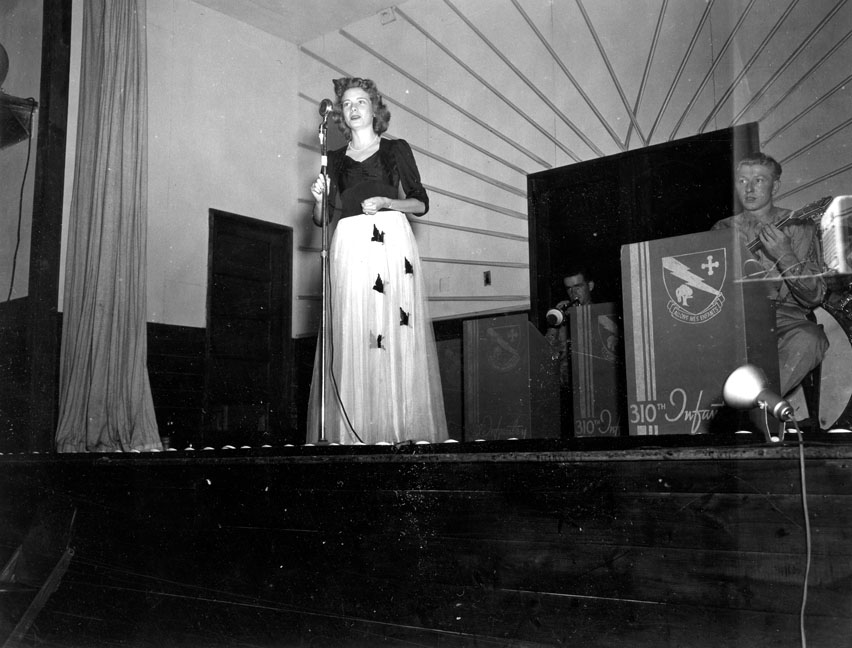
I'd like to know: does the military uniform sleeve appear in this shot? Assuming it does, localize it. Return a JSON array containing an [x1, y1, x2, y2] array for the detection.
[[778, 222, 826, 307]]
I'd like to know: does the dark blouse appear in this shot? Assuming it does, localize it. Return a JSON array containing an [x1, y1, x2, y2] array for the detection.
[[327, 138, 429, 218]]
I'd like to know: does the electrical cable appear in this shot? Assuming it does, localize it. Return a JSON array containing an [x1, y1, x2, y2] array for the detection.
[[757, 403, 810, 648], [321, 250, 362, 444], [5, 99, 36, 302], [790, 420, 811, 648]]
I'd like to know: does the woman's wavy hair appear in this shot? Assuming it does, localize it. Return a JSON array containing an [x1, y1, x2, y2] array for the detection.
[[331, 77, 391, 138]]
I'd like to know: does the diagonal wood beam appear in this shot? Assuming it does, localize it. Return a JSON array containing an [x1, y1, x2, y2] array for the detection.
[[646, 0, 717, 142], [762, 71, 852, 147], [425, 183, 528, 220], [300, 48, 534, 175], [626, 0, 668, 148], [297, 129, 527, 200], [509, 0, 625, 151], [779, 115, 852, 166], [757, 30, 852, 142], [776, 160, 852, 201], [729, 0, 849, 128], [420, 256, 529, 269], [402, 139, 527, 198], [393, 6, 582, 162], [668, 0, 757, 141], [574, 0, 647, 145], [443, 0, 596, 159], [339, 28, 556, 167], [698, 0, 801, 133]]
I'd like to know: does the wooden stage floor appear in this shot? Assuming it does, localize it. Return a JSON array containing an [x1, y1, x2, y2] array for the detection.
[[1, 435, 851, 647]]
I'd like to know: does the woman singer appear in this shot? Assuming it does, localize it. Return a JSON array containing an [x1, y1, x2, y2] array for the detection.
[[307, 77, 448, 445]]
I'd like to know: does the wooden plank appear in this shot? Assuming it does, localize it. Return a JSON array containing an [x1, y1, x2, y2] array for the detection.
[[92, 512, 845, 619], [19, 462, 850, 619], [39, 548, 852, 648], [2, 449, 851, 646]]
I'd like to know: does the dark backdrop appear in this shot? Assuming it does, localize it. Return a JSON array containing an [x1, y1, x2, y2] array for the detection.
[[528, 123, 760, 321]]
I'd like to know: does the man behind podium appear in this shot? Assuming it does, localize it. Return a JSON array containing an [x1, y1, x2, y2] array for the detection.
[[545, 266, 595, 434], [712, 152, 829, 425]]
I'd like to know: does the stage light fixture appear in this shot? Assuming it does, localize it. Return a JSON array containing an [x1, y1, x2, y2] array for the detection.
[[723, 364, 794, 422], [0, 42, 39, 150]]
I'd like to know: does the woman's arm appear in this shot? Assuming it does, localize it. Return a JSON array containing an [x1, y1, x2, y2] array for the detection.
[[310, 171, 341, 227], [360, 195, 425, 216], [392, 139, 429, 216]]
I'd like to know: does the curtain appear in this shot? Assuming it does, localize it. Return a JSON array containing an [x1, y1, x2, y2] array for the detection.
[[55, 0, 160, 452]]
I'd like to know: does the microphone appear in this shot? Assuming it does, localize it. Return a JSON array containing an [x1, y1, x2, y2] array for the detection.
[[318, 98, 334, 118], [545, 299, 580, 327], [545, 308, 565, 327]]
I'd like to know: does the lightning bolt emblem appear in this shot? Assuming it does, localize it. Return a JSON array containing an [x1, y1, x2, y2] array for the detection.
[[662, 256, 721, 297]]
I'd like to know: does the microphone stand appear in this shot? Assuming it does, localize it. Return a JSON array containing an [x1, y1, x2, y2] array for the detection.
[[317, 111, 330, 444]]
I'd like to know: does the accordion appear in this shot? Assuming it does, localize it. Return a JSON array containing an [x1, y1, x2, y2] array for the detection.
[[821, 196, 852, 275]]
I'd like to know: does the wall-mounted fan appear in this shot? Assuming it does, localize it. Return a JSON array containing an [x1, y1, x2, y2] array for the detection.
[[0, 41, 39, 150]]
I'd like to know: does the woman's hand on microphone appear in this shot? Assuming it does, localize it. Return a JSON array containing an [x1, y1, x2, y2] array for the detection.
[[310, 174, 327, 202]]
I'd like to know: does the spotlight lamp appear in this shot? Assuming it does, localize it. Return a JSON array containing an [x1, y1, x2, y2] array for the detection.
[[723, 364, 794, 422]]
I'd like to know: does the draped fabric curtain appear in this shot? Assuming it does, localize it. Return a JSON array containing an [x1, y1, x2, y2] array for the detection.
[[55, 0, 160, 452]]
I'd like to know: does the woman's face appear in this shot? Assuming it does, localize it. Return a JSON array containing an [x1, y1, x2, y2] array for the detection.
[[341, 87, 374, 132]]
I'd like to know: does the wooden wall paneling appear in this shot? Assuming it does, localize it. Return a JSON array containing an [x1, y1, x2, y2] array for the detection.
[[146, 322, 206, 448], [0, 300, 30, 451]]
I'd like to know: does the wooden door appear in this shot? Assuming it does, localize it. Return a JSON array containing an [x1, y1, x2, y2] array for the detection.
[[204, 210, 292, 446]]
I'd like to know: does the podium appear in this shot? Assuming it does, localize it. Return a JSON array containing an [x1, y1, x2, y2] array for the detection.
[[620, 229, 778, 435], [570, 303, 626, 437], [463, 313, 560, 440]]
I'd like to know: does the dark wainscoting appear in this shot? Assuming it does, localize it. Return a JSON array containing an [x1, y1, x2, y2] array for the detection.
[[146, 322, 206, 450], [293, 334, 317, 443], [3, 314, 462, 453], [1, 315, 206, 453], [434, 317, 465, 440], [0, 298, 31, 449], [0, 440, 850, 647]]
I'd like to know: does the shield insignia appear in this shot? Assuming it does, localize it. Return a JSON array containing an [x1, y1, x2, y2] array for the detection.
[[485, 325, 522, 372], [597, 314, 621, 363], [662, 248, 727, 324]]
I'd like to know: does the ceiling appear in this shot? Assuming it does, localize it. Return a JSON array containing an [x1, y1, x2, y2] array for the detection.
[[191, 0, 393, 44], [193, 0, 851, 211]]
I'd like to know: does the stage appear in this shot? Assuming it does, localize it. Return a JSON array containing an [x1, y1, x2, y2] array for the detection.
[[2, 435, 851, 647]]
